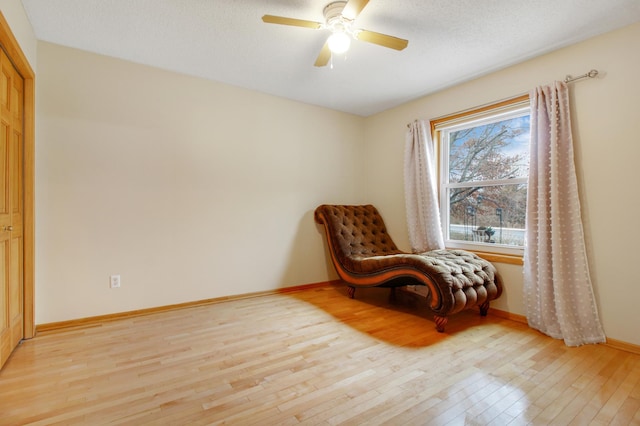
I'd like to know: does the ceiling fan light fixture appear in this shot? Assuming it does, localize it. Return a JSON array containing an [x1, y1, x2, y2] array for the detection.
[[262, 0, 409, 67], [327, 31, 351, 54]]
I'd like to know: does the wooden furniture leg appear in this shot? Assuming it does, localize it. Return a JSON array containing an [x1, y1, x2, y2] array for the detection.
[[480, 301, 490, 316], [388, 287, 397, 303], [347, 286, 356, 299], [434, 315, 448, 333]]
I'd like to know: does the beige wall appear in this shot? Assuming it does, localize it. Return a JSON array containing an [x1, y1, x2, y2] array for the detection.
[[34, 22, 640, 346], [363, 22, 640, 346], [0, 1, 37, 67], [35, 42, 365, 323]]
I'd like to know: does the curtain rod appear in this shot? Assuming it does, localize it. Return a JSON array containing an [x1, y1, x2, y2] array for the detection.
[[406, 69, 600, 128], [564, 69, 598, 83]]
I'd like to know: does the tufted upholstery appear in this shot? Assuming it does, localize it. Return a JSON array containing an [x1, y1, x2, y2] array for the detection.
[[314, 204, 502, 331]]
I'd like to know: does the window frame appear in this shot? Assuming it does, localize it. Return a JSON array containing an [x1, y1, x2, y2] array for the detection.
[[431, 95, 530, 264]]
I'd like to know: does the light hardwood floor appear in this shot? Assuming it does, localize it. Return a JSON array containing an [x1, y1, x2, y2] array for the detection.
[[1, 284, 639, 425]]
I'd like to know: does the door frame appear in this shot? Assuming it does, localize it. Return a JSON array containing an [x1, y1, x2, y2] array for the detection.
[[0, 12, 35, 339]]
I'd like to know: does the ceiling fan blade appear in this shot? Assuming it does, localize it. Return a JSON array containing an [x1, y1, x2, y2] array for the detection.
[[341, 0, 369, 20], [355, 30, 409, 50], [262, 15, 323, 29], [314, 42, 331, 67]]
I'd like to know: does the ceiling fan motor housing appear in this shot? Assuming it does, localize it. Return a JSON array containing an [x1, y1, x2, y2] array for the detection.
[[324, 1, 350, 27]]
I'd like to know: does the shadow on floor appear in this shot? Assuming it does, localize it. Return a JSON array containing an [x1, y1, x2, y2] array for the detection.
[[285, 283, 506, 348]]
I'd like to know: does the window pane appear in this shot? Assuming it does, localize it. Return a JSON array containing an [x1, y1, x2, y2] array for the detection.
[[448, 184, 526, 247], [449, 115, 530, 183]]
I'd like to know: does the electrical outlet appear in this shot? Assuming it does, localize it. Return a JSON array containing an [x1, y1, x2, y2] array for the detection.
[[110, 275, 121, 288]]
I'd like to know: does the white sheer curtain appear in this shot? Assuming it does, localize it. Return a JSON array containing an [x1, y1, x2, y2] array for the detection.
[[524, 82, 605, 346], [404, 119, 444, 252]]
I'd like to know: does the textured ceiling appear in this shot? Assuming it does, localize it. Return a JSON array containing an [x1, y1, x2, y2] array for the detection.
[[20, 0, 640, 116]]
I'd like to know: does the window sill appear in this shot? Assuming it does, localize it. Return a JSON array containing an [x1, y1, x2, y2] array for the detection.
[[467, 250, 523, 265], [444, 240, 524, 264]]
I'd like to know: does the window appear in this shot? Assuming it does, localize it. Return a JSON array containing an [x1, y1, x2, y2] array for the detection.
[[433, 96, 530, 256]]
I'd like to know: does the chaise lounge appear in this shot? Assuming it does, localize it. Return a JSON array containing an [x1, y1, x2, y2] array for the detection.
[[314, 204, 502, 332]]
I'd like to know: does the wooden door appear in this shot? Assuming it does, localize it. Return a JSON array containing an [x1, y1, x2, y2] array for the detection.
[[0, 48, 23, 369]]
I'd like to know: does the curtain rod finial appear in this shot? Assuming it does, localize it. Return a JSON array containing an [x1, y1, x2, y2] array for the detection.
[[564, 69, 599, 83]]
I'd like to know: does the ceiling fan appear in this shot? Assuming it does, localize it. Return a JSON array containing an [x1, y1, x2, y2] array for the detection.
[[262, 0, 409, 67]]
